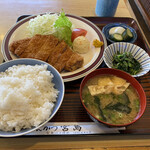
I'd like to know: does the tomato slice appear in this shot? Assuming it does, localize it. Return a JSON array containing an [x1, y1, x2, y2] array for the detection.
[[71, 28, 87, 42]]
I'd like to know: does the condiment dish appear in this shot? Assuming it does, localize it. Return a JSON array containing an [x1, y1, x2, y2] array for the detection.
[[102, 23, 137, 44], [103, 42, 150, 77]]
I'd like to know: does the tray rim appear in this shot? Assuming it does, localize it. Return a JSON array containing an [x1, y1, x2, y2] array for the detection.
[[3, 15, 150, 136], [134, 0, 150, 29], [126, 0, 150, 51]]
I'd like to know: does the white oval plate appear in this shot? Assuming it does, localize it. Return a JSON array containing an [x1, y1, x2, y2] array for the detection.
[[1, 13, 107, 82]]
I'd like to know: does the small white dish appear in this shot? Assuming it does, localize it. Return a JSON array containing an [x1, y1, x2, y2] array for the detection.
[[103, 42, 150, 77]]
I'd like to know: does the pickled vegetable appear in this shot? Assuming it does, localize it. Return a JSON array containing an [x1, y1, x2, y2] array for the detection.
[[112, 51, 141, 75], [122, 28, 133, 41], [110, 33, 123, 42]]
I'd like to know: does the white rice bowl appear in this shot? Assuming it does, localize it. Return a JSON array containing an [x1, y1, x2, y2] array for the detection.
[[0, 64, 59, 132], [0, 59, 64, 137]]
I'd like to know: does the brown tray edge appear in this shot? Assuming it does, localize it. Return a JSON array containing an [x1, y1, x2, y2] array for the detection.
[[134, 0, 150, 29], [16, 15, 150, 136]]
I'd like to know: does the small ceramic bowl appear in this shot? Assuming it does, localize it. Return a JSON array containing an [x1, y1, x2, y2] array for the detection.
[[0, 58, 64, 137], [103, 42, 150, 77], [102, 23, 137, 43], [80, 68, 146, 127]]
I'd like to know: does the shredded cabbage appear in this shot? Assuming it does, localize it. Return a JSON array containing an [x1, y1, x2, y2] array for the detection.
[[27, 13, 59, 36], [27, 12, 73, 46]]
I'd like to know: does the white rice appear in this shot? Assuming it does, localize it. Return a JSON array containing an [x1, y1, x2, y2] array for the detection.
[[0, 64, 59, 132]]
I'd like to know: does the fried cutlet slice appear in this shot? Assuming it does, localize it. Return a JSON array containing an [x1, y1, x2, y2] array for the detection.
[[14, 38, 31, 56], [64, 53, 84, 71], [9, 38, 31, 54], [9, 34, 84, 73], [19, 34, 49, 58], [53, 46, 74, 72], [48, 40, 67, 66], [34, 35, 59, 61]]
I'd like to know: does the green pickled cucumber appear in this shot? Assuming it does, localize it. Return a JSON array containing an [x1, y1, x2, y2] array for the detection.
[[122, 28, 133, 41], [110, 33, 123, 42]]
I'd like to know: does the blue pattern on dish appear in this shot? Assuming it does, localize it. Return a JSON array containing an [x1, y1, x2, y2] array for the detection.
[[103, 42, 150, 77]]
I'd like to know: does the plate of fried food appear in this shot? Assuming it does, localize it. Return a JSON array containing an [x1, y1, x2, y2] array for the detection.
[[1, 12, 107, 82]]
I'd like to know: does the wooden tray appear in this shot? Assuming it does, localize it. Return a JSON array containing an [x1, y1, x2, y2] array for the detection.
[[134, 0, 150, 30], [127, 0, 150, 48], [17, 16, 150, 135]]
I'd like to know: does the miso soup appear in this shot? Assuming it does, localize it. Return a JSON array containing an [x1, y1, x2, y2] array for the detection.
[[82, 75, 140, 125]]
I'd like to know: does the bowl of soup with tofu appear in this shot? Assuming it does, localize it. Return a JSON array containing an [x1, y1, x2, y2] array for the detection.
[[80, 68, 146, 127]]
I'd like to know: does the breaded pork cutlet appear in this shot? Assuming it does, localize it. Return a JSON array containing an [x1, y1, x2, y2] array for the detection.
[[53, 46, 84, 73], [34, 35, 59, 61], [64, 53, 84, 72], [19, 34, 50, 58], [9, 38, 31, 55], [48, 40, 67, 66], [53, 46, 73, 72], [9, 34, 84, 73]]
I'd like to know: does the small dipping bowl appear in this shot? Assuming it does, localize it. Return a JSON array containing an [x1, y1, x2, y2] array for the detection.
[[102, 23, 137, 44], [103, 42, 150, 77]]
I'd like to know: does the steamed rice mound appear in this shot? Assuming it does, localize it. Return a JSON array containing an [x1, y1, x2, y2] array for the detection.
[[0, 64, 59, 132]]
